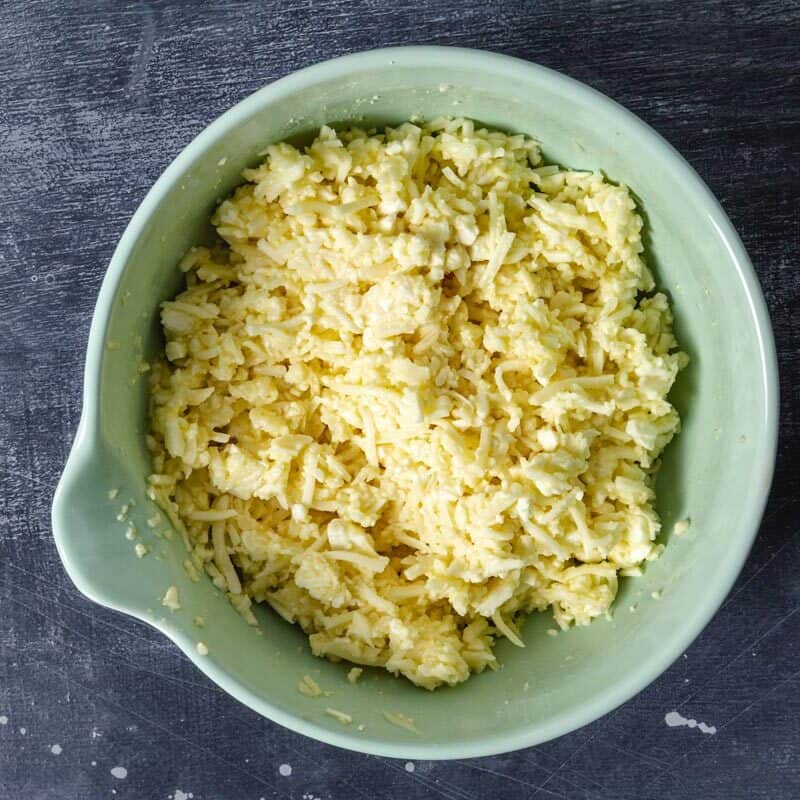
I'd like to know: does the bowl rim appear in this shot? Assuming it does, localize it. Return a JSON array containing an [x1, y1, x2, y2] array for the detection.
[[52, 44, 779, 760]]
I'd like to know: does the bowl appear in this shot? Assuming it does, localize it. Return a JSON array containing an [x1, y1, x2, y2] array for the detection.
[[52, 46, 778, 759]]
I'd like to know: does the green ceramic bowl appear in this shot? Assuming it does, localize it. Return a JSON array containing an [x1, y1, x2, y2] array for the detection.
[[52, 46, 778, 759]]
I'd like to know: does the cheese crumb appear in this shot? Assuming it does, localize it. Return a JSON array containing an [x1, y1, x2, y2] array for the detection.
[[325, 707, 353, 725], [383, 711, 418, 733], [674, 518, 691, 536], [297, 674, 332, 698], [196, 642, 209, 655], [161, 585, 181, 611], [347, 667, 363, 684], [134, 543, 150, 558]]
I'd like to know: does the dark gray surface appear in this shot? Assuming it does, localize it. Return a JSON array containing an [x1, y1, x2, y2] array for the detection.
[[1, 1, 799, 798]]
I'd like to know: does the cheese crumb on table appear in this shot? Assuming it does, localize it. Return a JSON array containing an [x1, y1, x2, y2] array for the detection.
[[134, 543, 150, 558], [148, 118, 686, 690], [347, 667, 363, 684], [196, 641, 209, 655]]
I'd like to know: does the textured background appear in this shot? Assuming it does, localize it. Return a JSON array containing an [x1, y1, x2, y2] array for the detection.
[[1, 1, 799, 798]]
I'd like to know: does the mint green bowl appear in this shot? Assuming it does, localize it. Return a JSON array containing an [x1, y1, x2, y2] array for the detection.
[[52, 47, 778, 759]]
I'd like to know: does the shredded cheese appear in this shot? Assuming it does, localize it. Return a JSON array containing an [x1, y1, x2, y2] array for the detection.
[[148, 118, 685, 690], [297, 675, 327, 698], [161, 585, 180, 611], [325, 707, 353, 725], [383, 711, 418, 733], [347, 667, 363, 684]]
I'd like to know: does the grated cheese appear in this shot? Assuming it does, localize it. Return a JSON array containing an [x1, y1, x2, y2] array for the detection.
[[347, 667, 363, 684], [134, 543, 150, 559], [161, 585, 181, 611], [674, 518, 691, 536], [383, 711, 418, 733], [325, 707, 353, 725], [148, 118, 685, 690], [297, 674, 333, 698]]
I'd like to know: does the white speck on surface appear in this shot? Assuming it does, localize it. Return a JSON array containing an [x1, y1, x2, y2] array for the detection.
[[651, 590, 662, 600], [91, 761, 97, 766], [664, 710, 716, 734], [278, 763, 293, 777], [50, 744, 62, 755], [0, 715, 7, 725], [91, 726, 103, 739], [405, 761, 415, 772], [125, 526, 137, 540], [108, 488, 119, 500], [171, 791, 193, 800], [217, 157, 227, 166], [546, 628, 558, 637], [19, 727, 26, 735], [196, 641, 209, 656], [110, 766, 128, 779]]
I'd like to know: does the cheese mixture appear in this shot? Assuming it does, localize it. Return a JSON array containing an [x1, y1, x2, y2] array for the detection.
[[147, 118, 686, 689]]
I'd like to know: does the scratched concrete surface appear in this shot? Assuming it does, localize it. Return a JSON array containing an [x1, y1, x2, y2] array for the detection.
[[1, 1, 799, 798]]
